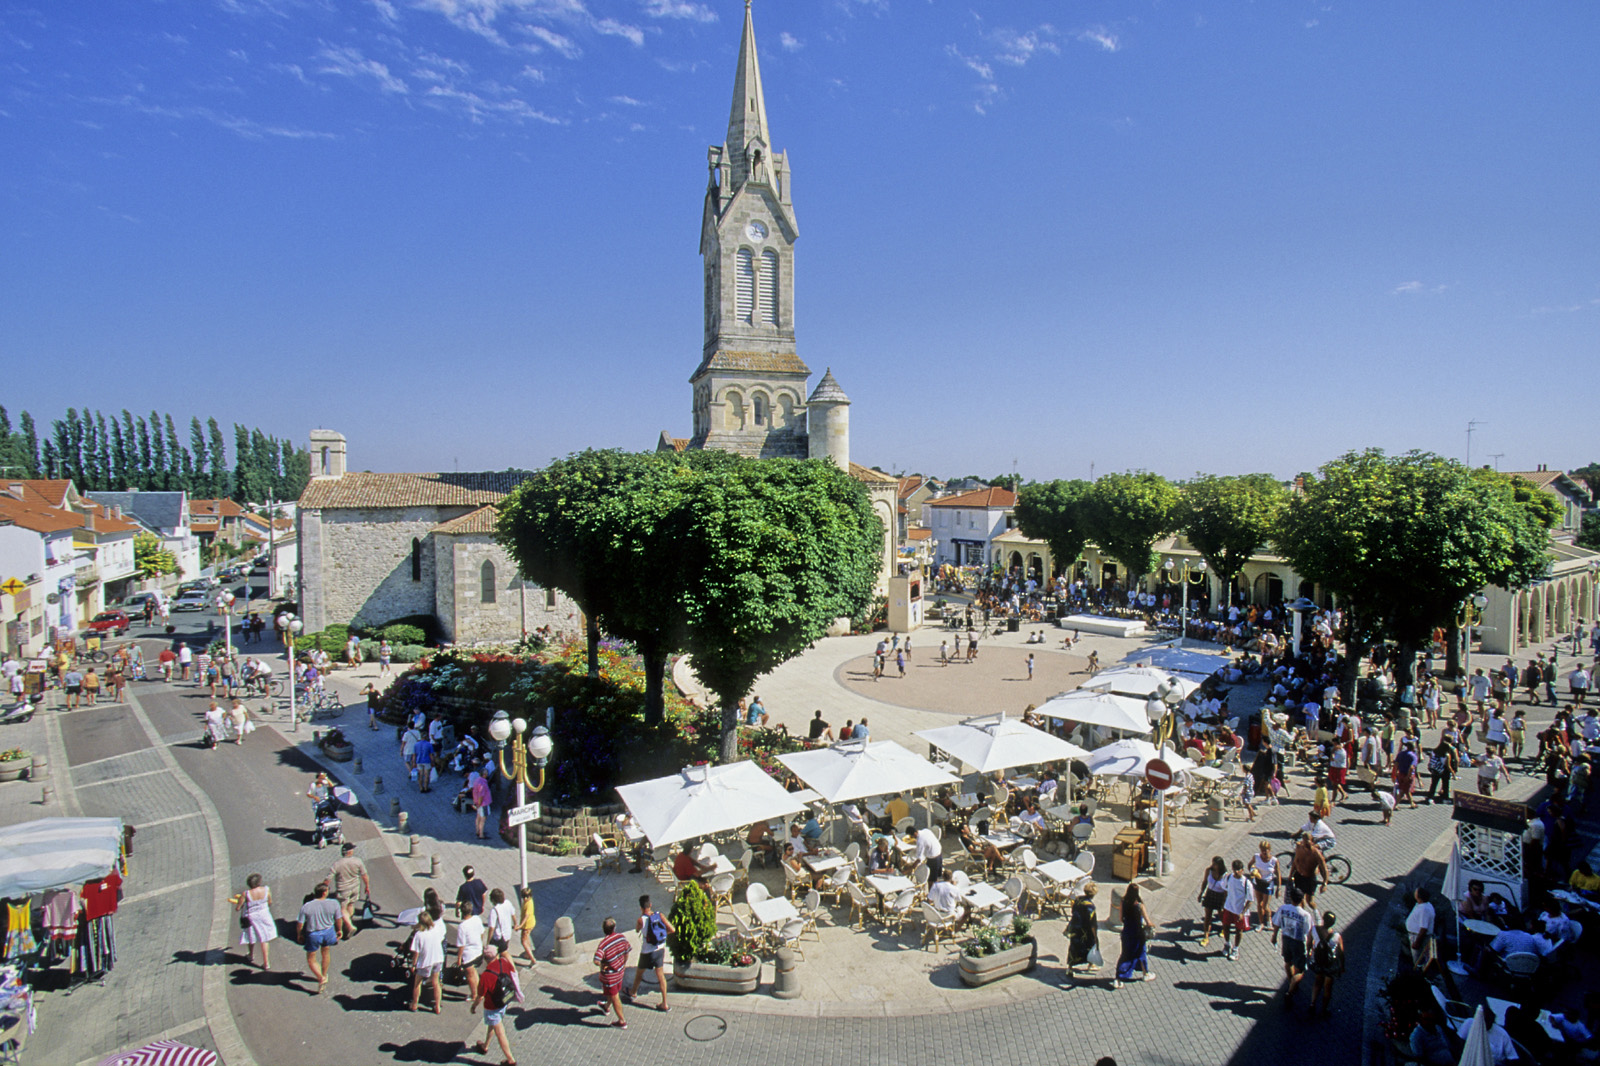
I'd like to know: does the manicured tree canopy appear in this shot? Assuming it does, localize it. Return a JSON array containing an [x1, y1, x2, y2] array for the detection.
[[1273, 449, 1553, 702], [1013, 479, 1093, 578], [1080, 472, 1183, 587], [1182, 473, 1288, 604]]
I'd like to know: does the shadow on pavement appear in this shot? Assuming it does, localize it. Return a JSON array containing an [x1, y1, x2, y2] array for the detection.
[[171, 948, 227, 968], [377, 1038, 466, 1063], [1171, 978, 1274, 1020], [228, 967, 304, 992], [265, 825, 315, 846]]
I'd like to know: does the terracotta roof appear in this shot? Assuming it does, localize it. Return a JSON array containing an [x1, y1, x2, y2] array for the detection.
[[897, 475, 925, 501], [907, 528, 933, 541], [433, 505, 500, 536], [13, 480, 75, 508], [189, 517, 222, 531], [0, 496, 82, 534], [849, 462, 899, 486], [298, 471, 532, 510], [86, 504, 141, 535], [663, 436, 689, 453], [926, 486, 1017, 509], [190, 498, 247, 517], [992, 527, 1045, 545], [691, 349, 811, 379]]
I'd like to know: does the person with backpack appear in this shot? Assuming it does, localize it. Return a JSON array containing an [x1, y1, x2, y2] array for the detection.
[[1308, 911, 1345, 1016], [469, 943, 521, 1065], [626, 895, 674, 1012]]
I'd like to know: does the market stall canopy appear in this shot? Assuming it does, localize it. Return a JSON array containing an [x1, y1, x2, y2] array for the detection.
[[98, 1040, 218, 1066], [1080, 666, 1201, 700], [1121, 646, 1227, 678], [1035, 690, 1152, 734], [778, 739, 960, 804], [914, 712, 1090, 774], [615, 762, 808, 848], [0, 816, 124, 898], [1085, 739, 1197, 778]]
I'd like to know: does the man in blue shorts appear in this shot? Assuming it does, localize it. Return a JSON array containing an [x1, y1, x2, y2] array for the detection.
[[296, 882, 342, 994], [470, 944, 521, 1061]]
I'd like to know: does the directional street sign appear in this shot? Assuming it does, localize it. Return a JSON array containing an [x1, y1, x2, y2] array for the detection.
[[507, 802, 541, 827], [0, 578, 25, 596]]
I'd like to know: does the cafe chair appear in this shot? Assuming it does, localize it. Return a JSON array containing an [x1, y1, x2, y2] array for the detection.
[[884, 889, 918, 934], [776, 918, 807, 960], [732, 909, 768, 954], [843, 841, 862, 864], [847, 883, 881, 928], [920, 902, 959, 952], [708, 873, 736, 913], [591, 833, 624, 874], [894, 816, 916, 836], [746, 882, 770, 907], [987, 907, 1017, 931], [799, 889, 825, 938], [821, 867, 853, 907]]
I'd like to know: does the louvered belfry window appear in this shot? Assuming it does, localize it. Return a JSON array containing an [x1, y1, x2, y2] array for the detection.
[[760, 249, 779, 325], [736, 248, 755, 323]]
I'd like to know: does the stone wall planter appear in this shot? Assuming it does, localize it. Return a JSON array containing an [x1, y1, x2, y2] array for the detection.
[[672, 958, 762, 995], [0, 763, 29, 783], [321, 741, 354, 762], [957, 939, 1037, 987]]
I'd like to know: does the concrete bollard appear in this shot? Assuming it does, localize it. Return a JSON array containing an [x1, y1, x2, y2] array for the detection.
[[429, 854, 442, 879], [408, 834, 421, 857], [550, 916, 578, 965], [373, 776, 384, 795], [397, 811, 409, 834], [1205, 797, 1225, 828], [30, 755, 48, 779], [390, 798, 400, 817], [353, 756, 363, 774], [772, 947, 802, 999], [40, 785, 53, 806]]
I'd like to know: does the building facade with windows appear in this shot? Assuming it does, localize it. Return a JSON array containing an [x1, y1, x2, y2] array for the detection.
[[923, 487, 1018, 568]]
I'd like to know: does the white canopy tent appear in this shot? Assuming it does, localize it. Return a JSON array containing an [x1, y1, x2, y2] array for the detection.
[[615, 762, 808, 848], [914, 712, 1091, 775], [1122, 646, 1228, 678], [778, 739, 960, 804], [1035, 690, 1152, 734], [1080, 666, 1201, 700], [0, 816, 125, 898], [1085, 739, 1197, 779]]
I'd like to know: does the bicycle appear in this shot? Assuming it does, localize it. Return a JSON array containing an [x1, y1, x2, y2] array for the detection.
[[1279, 846, 1352, 886], [243, 676, 285, 699]]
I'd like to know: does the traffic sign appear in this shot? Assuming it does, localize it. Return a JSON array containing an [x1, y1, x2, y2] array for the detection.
[[1145, 759, 1173, 792], [507, 802, 541, 827], [0, 578, 24, 596]]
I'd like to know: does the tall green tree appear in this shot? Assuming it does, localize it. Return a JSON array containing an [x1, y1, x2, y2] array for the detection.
[[1181, 474, 1289, 607], [109, 418, 127, 489], [52, 413, 76, 485], [40, 439, 59, 479], [232, 424, 251, 503], [1274, 450, 1553, 704], [189, 417, 209, 496], [163, 414, 185, 492], [94, 410, 112, 491], [0, 407, 25, 479], [674, 453, 883, 761], [136, 416, 154, 488], [1571, 462, 1600, 500], [19, 412, 39, 477], [1079, 472, 1183, 588], [277, 439, 309, 501], [149, 410, 168, 489], [120, 411, 137, 487], [1013, 479, 1093, 578], [207, 419, 230, 498]]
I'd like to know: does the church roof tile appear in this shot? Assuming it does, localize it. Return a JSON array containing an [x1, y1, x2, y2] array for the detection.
[[298, 471, 531, 510], [849, 462, 898, 485], [432, 505, 500, 535]]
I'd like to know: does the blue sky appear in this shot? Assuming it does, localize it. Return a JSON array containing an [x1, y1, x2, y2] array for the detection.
[[4, 1, 1597, 482]]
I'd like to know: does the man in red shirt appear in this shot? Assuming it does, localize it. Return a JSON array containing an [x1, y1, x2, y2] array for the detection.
[[593, 917, 630, 1028], [671, 843, 713, 887]]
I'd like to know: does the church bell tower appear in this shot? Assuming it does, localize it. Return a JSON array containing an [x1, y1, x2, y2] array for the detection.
[[689, 0, 810, 458]]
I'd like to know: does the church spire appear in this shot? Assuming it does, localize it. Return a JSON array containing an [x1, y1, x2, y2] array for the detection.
[[726, 0, 771, 186]]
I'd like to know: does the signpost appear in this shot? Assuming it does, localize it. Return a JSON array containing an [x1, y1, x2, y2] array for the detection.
[[1145, 759, 1173, 792], [507, 802, 541, 828], [0, 578, 25, 597]]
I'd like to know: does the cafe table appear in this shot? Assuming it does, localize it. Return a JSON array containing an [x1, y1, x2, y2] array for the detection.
[[963, 883, 1009, 910], [803, 853, 847, 874], [1035, 858, 1088, 887], [1485, 996, 1564, 1043], [749, 896, 800, 928], [982, 831, 1024, 851], [865, 874, 913, 900]]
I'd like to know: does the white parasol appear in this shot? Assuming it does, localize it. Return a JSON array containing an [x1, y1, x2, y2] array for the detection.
[[1080, 666, 1201, 700], [915, 712, 1090, 774], [1035, 689, 1152, 734], [778, 739, 960, 804], [615, 761, 808, 848], [1085, 738, 1197, 778]]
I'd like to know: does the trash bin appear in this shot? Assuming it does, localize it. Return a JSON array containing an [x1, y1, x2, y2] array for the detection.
[[1205, 797, 1225, 828], [1007, 618, 1020, 633]]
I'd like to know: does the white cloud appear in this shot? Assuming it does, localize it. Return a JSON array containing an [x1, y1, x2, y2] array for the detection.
[[779, 31, 802, 52], [519, 64, 546, 81], [1391, 281, 1449, 296], [593, 17, 643, 46], [945, 44, 993, 82], [609, 94, 645, 106], [1077, 26, 1120, 53], [423, 83, 565, 124], [991, 26, 1059, 67], [523, 25, 581, 59], [317, 45, 409, 93], [641, 0, 716, 21], [95, 94, 335, 140], [371, 0, 399, 22]]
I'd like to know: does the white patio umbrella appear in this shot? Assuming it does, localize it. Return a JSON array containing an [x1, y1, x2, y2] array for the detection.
[[1080, 666, 1201, 700], [1124, 646, 1226, 678], [915, 712, 1090, 774], [1456, 1006, 1492, 1066], [1084, 738, 1197, 778], [1035, 689, 1152, 734], [777, 739, 960, 804], [615, 761, 808, 848]]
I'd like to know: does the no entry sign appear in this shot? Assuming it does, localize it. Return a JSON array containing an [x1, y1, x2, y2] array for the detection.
[[1145, 759, 1173, 792]]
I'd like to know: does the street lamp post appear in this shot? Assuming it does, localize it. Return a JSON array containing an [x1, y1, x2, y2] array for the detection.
[[214, 589, 236, 660], [489, 709, 554, 892], [276, 612, 303, 733], [1460, 593, 1490, 680], [1147, 679, 1188, 877], [1162, 557, 1208, 649]]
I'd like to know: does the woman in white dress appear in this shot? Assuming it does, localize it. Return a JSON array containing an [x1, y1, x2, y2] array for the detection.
[[236, 873, 277, 969]]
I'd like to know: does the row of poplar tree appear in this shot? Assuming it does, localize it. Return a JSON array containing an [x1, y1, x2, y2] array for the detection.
[[0, 406, 309, 505]]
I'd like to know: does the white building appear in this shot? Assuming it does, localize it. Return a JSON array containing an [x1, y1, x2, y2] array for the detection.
[[923, 487, 1018, 568]]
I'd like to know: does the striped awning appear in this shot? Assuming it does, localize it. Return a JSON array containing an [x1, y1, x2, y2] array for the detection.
[[98, 1040, 218, 1066], [0, 816, 124, 898]]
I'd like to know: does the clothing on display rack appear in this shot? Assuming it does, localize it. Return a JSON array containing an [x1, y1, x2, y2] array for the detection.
[[1, 901, 34, 964]]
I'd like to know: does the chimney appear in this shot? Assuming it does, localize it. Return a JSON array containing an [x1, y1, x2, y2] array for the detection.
[[83, 509, 96, 532]]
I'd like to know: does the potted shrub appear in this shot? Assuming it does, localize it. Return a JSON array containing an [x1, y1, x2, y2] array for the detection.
[[0, 749, 30, 783], [318, 727, 354, 762], [958, 916, 1038, 987], [669, 882, 761, 994]]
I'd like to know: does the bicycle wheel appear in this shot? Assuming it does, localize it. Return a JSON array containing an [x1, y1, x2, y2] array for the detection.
[[1326, 855, 1352, 885], [267, 678, 285, 698]]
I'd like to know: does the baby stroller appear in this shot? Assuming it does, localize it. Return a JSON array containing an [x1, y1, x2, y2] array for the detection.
[[312, 797, 344, 850]]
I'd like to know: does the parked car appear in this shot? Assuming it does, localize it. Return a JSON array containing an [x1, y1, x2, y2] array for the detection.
[[171, 592, 210, 612], [84, 610, 131, 635], [121, 591, 161, 613]]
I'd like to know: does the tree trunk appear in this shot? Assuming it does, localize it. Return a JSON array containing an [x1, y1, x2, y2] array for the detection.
[[586, 614, 600, 679], [719, 700, 739, 764], [1391, 640, 1418, 717], [1443, 619, 1461, 679], [643, 648, 666, 726]]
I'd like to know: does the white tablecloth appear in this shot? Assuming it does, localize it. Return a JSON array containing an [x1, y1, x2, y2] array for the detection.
[[1035, 858, 1088, 886], [749, 897, 799, 927], [963, 883, 1008, 909]]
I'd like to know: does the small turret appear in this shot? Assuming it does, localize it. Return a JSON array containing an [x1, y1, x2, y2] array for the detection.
[[309, 429, 347, 479], [806, 369, 850, 471]]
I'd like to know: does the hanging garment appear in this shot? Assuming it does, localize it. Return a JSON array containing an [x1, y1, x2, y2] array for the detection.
[[71, 913, 116, 976], [1, 901, 34, 963], [40, 888, 77, 940]]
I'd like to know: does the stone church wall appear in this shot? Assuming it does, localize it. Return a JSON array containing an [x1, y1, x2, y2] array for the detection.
[[315, 506, 470, 630], [441, 533, 581, 645]]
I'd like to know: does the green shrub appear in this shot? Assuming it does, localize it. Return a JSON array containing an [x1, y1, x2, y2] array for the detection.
[[356, 614, 439, 644], [668, 881, 717, 962], [388, 644, 427, 663], [373, 623, 426, 645]]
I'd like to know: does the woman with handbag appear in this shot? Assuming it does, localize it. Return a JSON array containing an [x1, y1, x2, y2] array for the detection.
[[1114, 882, 1156, 988], [1064, 881, 1102, 979], [235, 873, 277, 970]]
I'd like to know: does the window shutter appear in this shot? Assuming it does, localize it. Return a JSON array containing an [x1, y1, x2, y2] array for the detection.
[[760, 249, 779, 325], [736, 249, 754, 323]]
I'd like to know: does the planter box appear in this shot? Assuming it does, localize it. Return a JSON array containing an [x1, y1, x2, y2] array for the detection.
[[0, 763, 28, 783], [672, 958, 762, 995], [958, 939, 1037, 987], [321, 742, 354, 763]]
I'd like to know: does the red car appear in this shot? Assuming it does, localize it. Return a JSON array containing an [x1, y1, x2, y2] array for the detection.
[[85, 610, 131, 636]]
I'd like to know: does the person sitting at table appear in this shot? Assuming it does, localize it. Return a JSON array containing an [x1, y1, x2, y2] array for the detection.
[[884, 793, 911, 827], [616, 813, 650, 872], [1569, 859, 1600, 893], [1476, 915, 1555, 977], [787, 822, 812, 858], [1503, 1004, 1556, 1063], [746, 820, 778, 866], [1540, 902, 1577, 948], [1015, 799, 1047, 838], [801, 810, 825, 843], [956, 823, 1005, 880], [1037, 771, 1058, 801], [672, 842, 714, 886], [781, 843, 828, 889], [1551, 991, 1600, 1051], [868, 836, 896, 875], [1407, 1003, 1456, 1066], [925, 870, 971, 930], [1457, 879, 1490, 921]]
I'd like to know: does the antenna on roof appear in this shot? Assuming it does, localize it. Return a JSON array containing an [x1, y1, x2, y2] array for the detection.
[[1488, 453, 1504, 471]]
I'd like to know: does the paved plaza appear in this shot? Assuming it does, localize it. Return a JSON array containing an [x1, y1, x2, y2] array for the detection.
[[13, 613, 1593, 1066]]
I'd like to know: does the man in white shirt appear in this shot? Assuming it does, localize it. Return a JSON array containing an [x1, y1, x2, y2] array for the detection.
[[1468, 669, 1491, 710], [912, 826, 943, 880], [1579, 707, 1600, 743], [1455, 1007, 1516, 1066], [1405, 887, 1437, 972], [926, 871, 968, 927], [455, 901, 486, 1004]]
